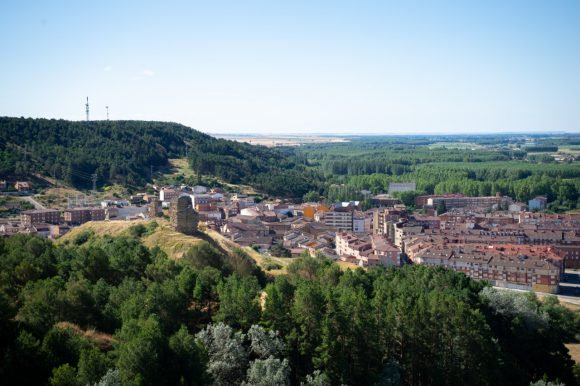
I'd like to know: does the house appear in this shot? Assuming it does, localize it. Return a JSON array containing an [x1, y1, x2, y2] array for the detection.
[[191, 194, 213, 207], [529, 196, 548, 211], [192, 185, 208, 194], [159, 188, 178, 202], [14, 181, 31, 192]]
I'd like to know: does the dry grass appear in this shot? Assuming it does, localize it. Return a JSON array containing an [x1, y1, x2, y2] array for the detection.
[[56, 219, 204, 259], [204, 229, 293, 275], [36, 187, 85, 209], [55, 321, 115, 350], [566, 343, 580, 363], [336, 260, 362, 271], [142, 219, 204, 259], [56, 220, 149, 243]]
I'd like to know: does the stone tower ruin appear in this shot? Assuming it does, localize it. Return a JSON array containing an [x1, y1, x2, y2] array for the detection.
[[170, 195, 199, 235]]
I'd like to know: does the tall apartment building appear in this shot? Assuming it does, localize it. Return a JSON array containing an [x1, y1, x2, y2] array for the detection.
[[315, 207, 353, 230]]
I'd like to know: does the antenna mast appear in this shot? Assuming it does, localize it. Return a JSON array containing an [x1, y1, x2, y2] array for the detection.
[[85, 97, 90, 121]]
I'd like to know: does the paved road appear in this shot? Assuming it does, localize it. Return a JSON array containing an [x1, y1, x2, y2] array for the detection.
[[493, 286, 580, 306], [18, 195, 46, 210]]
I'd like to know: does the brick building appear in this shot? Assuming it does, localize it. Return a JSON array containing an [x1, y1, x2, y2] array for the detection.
[[21, 209, 60, 226]]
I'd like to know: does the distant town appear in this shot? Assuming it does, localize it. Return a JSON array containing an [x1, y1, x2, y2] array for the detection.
[[3, 178, 578, 297]]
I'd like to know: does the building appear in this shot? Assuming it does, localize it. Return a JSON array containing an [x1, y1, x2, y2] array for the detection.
[[388, 182, 416, 194], [315, 206, 353, 230], [335, 232, 372, 262], [192, 185, 208, 194], [412, 244, 561, 293], [159, 188, 178, 202], [14, 181, 31, 192], [353, 211, 367, 233], [21, 209, 60, 226], [373, 207, 407, 237], [509, 203, 527, 212], [0, 180, 6, 190], [426, 193, 511, 210], [371, 235, 402, 266], [191, 194, 213, 207], [371, 194, 401, 207], [336, 232, 401, 268], [63, 207, 106, 225], [529, 196, 548, 211]]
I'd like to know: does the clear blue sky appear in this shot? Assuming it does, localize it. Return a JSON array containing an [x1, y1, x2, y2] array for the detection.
[[1, 0, 579, 134]]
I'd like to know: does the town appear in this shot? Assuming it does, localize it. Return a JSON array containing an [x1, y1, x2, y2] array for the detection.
[[3, 178, 578, 296]]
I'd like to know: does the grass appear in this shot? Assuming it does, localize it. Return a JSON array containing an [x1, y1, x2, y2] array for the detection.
[[56, 216, 349, 276], [56, 219, 291, 273], [142, 220, 204, 259], [566, 343, 580, 364], [204, 229, 294, 275], [161, 158, 258, 195], [57, 219, 205, 259], [168, 158, 197, 180], [336, 260, 362, 271], [36, 187, 85, 209], [55, 322, 115, 350]]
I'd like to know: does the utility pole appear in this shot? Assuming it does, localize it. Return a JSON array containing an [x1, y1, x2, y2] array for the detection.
[[91, 173, 97, 193]]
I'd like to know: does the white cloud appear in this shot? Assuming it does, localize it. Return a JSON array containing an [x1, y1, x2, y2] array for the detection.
[[131, 69, 154, 81]]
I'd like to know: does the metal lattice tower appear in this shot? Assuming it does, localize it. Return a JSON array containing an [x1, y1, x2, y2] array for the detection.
[[85, 97, 90, 121], [106, 106, 109, 121]]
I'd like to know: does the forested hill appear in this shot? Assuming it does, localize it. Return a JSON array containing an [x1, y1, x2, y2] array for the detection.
[[0, 117, 318, 197]]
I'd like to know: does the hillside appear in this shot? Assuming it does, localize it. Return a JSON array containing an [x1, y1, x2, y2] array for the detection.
[[57, 219, 295, 274], [0, 117, 319, 198], [57, 219, 205, 259]]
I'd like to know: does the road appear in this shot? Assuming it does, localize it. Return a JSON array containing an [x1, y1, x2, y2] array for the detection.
[[493, 286, 580, 306], [18, 195, 46, 210]]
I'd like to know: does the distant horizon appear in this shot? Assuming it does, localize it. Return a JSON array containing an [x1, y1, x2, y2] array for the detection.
[[2, 114, 580, 137], [1, 1, 578, 135]]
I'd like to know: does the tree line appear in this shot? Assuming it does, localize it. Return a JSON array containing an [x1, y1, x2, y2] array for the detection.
[[1, 230, 578, 385], [0, 117, 320, 198]]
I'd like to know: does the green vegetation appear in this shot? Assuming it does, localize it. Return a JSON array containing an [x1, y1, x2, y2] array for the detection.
[[296, 134, 580, 210], [1, 233, 578, 385], [0, 117, 319, 198]]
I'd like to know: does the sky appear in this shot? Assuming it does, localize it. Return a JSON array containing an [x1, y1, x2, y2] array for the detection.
[[0, 0, 579, 135]]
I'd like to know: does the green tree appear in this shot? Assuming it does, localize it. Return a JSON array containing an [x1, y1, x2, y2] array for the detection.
[[214, 275, 261, 330], [303, 191, 320, 203], [168, 325, 207, 386], [49, 364, 78, 386], [115, 316, 164, 386]]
